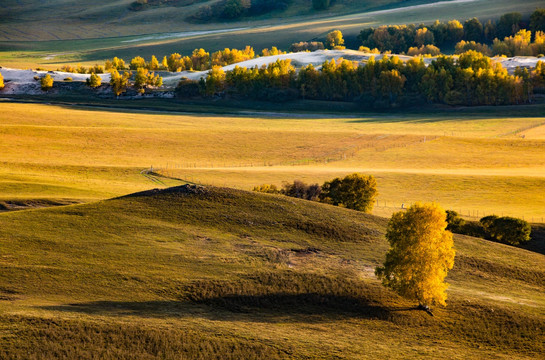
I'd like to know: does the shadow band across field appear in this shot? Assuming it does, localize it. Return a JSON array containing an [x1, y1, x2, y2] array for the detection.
[[40, 294, 419, 323]]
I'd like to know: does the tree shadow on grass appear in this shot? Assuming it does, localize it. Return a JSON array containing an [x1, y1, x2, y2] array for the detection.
[[40, 293, 421, 323]]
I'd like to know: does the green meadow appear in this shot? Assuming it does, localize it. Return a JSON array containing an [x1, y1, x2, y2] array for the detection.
[[1, 185, 544, 359]]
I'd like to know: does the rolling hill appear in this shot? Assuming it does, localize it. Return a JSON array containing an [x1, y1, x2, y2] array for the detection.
[[1, 0, 544, 68], [0, 185, 544, 358]]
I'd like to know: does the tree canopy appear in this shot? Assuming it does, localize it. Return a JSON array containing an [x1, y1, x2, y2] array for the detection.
[[376, 203, 455, 308]]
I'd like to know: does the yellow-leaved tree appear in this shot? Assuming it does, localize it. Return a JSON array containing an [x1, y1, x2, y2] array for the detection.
[[375, 203, 455, 310], [0, 72, 4, 90]]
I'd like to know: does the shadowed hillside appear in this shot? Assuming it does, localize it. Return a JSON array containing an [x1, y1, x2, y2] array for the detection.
[[0, 185, 544, 359]]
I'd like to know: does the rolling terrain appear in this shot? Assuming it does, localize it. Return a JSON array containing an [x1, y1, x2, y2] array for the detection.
[[0, 185, 544, 359], [1, 102, 544, 221], [0, 0, 543, 68]]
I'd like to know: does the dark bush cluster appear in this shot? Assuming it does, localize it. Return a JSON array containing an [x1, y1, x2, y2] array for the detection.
[[253, 173, 378, 213], [480, 215, 532, 245], [445, 211, 532, 246]]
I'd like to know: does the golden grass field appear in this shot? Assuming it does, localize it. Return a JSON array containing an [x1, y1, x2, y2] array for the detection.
[[1, 102, 544, 221]]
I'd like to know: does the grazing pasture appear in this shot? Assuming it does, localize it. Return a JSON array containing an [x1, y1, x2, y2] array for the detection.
[[0, 186, 544, 359], [0, 102, 544, 220]]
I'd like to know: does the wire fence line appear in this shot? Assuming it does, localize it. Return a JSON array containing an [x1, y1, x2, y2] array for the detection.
[[373, 201, 545, 224], [149, 135, 437, 171]]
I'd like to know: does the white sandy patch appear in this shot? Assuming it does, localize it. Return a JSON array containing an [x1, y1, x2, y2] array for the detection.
[[1, 50, 542, 92], [0, 67, 111, 94]]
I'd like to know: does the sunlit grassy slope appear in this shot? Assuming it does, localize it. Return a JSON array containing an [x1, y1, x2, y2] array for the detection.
[[0, 0, 543, 68], [0, 186, 544, 359], [1, 102, 544, 220]]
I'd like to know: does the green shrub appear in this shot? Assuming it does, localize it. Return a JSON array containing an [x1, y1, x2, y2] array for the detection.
[[446, 210, 465, 232], [480, 215, 499, 239]]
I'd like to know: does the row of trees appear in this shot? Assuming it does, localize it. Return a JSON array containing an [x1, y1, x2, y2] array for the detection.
[[358, 9, 545, 54], [253, 173, 378, 213], [58, 44, 292, 76], [192, 51, 542, 107], [455, 30, 545, 57]]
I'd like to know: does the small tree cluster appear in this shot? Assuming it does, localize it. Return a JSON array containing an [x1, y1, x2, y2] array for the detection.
[[252, 173, 378, 213], [134, 68, 163, 93], [282, 180, 322, 201], [321, 173, 377, 213]]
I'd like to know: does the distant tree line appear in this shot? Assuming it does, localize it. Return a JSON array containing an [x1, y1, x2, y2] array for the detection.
[[253, 173, 378, 213], [190, 0, 293, 21], [185, 51, 544, 107], [358, 8, 545, 55]]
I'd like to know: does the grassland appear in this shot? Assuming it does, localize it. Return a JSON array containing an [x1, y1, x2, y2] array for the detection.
[[1, 0, 543, 69], [0, 185, 544, 359], [0, 101, 544, 221]]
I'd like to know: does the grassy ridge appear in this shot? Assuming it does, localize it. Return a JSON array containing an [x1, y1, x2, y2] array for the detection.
[[0, 185, 544, 358]]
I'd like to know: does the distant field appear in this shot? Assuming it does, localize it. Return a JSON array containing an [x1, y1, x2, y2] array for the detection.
[[0, 0, 543, 69], [1, 102, 544, 220]]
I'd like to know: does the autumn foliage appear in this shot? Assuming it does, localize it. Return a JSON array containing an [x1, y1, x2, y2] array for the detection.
[[376, 203, 455, 307]]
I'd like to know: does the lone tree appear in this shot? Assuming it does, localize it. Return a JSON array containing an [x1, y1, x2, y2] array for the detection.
[[376, 203, 455, 310], [86, 73, 102, 88], [109, 69, 131, 97], [40, 74, 54, 91], [320, 173, 377, 213], [0, 72, 4, 90], [326, 30, 345, 49]]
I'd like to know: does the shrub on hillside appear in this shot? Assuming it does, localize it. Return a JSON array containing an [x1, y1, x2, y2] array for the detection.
[[281, 180, 321, 201], [445, 210, 465, 233], [480, 216, 531, 245], [252, 184, 280, 194]]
